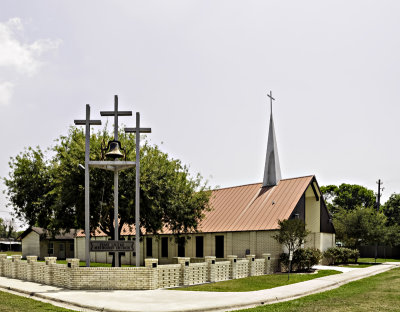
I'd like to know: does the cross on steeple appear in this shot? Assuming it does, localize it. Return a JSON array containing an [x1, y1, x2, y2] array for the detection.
[[267, 90, 275, 114], [100, 95, 133, 141]]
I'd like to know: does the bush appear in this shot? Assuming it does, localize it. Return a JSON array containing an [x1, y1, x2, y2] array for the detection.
[[323, 247, 359, 265], [280, 248, 322, 272]]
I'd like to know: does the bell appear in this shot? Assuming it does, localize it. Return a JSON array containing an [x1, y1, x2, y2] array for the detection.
[[104, 140, 125, 160]]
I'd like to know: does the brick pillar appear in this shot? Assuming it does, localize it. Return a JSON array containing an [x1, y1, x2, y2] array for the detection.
[[246, 254, 256, 276], [45, 257, 57, 265], [262, 253, 271, 274], [145, 258, 159, 268], [26, 256, 38, 281], [177, 257, 190, 286], [205, 256, 216, 282], [227, 255, 238, 279], [0, 254, 6, 276], [11, 255, 22, 279], [145, 258, 159, 289], [66, 258, 80, 268], [44, 257, 57, 285]]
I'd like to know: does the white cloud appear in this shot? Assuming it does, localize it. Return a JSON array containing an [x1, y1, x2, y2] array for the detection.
[[0, 82, 14, 106], [0, 17, 62, 105]]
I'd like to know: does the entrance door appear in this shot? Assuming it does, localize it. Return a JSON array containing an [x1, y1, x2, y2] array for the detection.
[[59, 243, 66, 259], [215, 236, 224, 258]]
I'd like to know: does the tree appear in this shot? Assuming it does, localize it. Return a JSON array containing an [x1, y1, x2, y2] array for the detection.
[[333, 207, 387, 249], [5, 127, 212, 258], [273, 219, 310, 257], [382, 193, 400, 226], [320, 184, 375, 214]]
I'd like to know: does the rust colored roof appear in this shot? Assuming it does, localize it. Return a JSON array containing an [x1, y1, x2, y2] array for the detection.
[[77, 175, 314, 237], [198, 175, 314, 232]]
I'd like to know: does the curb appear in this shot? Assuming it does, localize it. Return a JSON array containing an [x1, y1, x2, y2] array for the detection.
[[0, 264, 398, 312]]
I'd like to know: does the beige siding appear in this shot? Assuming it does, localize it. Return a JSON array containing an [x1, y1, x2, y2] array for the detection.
[[22, 232, 40, 258], [305, 186, 320, 233]]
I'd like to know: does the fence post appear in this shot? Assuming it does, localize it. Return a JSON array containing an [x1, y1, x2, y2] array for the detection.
[[246, 254, 256, 276], [262, 253, 271, 274]]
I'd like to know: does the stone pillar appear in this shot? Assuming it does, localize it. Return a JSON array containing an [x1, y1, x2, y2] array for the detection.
[[145, 258, 158, 268], [176, 257, 190, 285], [11, 255, 22, 279], [26, 256, 38, 281], [27, 256, 38, 264], [227, 255, 238, 279], [262, 253, 271, 274], [45, 257, 57, 265], [145, 258, 159, 289], [246, 254, 256, 276], [44, 257, 57, 285], [205, 256, 216, 282], [0, 254, 6, 276], [11, 255, 22, 262], [66, 258, 80, 268]]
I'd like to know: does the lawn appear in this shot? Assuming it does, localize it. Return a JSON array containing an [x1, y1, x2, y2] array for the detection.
[[238, 267, 400, 312], [174, 270, 341, 292], [0, 251, 22, 257], [0, 291, 73, 312], [358, 257, 400, 263]]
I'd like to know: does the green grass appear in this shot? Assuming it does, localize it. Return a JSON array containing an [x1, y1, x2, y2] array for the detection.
[[0, 251, 22, 257], [338, 264, 372, 268], [174, 270, 341, 292], [0, 291, 74, 311], [358, 257, 400, 263], [237, 267, 400, 312]]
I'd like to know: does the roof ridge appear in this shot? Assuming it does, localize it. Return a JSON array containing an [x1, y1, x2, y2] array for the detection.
[[213, 175, 315, 191]]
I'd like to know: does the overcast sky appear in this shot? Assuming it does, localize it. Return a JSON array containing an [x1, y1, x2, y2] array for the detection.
[[1, 1, 399, 228]]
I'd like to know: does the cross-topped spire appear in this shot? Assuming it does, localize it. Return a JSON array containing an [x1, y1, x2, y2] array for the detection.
[[267, 90, 275, 114], [263, 90, 282, 187], [100, 95, 133, 140]]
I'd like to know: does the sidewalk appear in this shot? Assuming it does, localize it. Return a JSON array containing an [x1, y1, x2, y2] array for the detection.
[[0, 263, 398, 312]]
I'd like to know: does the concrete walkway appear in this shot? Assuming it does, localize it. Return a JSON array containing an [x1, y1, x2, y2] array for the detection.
[[0, 263, 398, 312]]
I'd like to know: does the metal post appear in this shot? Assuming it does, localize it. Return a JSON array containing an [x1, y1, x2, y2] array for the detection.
[[375, 179, 383, 262], [84, 105, 91, 267], [135, 112, 140, 267], [114, 170, 119, 267]]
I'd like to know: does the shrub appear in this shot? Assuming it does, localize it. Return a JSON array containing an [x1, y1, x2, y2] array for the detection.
[[323, 247, 359, 265], [280, 248, 322, 272]]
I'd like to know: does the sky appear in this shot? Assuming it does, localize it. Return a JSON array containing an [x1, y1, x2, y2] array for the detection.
[[1, 1, 399, 229]]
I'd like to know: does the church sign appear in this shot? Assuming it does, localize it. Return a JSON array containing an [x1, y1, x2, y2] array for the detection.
[[89, 240, 135, 252]]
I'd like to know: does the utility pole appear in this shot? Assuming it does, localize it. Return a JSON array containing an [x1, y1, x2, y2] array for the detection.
[[376, 179, 383, 212], [374, 179, 383, 262]]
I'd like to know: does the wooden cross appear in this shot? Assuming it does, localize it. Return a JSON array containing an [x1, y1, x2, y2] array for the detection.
[[267, 90, 275, 114], [100, 95, 132, 141]]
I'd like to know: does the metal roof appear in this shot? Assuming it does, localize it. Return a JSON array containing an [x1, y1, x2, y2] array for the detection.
[[198, 175, 314, 232], [77, 175, 314, 237]]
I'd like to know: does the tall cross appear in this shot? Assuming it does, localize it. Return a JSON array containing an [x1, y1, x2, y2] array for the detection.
[[100, 95, 133, 140], [267, 90, 275, 114], [125, 113, 151, 267], [74, 104, 102, 267]]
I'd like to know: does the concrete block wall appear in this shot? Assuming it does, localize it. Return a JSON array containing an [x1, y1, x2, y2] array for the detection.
[[0, 254, 269, 290]]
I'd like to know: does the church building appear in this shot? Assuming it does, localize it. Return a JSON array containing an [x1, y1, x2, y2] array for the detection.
[[75, 96, 335, 269]]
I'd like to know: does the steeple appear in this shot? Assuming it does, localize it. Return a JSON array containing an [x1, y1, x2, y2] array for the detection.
[[263, 91, 282, 187]]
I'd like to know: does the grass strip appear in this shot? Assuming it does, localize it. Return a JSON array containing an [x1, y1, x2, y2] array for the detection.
[[0, 291, 74, 312], [237, 267, 400, 312], [174, 270, 340, 292]]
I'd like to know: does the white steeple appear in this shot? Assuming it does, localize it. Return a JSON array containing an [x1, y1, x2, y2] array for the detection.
[[262, 91, 282, 187]]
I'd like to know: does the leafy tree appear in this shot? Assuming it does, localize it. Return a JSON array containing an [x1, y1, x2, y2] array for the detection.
[[273, 219, 310, 257], [320, 184, 375, 214], [333, 207, 387, 249], [382, 193, 400, 226], [5, 127, 211, 256]]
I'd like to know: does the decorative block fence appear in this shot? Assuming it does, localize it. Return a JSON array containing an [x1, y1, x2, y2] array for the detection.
[[0, 253, 272, 290]]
